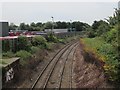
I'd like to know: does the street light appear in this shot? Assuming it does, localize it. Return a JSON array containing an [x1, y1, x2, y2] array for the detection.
[[70, 20, 72, 32], [51, 16, 54, 34], [70, 20, 75, 37]]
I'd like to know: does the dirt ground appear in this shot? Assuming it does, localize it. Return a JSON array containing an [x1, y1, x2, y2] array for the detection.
[[3, 43, 64, 88], [3, 40, 114, 89], [73, 44, 114, 88]]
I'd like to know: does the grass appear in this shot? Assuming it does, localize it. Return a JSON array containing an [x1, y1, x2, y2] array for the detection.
[[81, 37, 119, 82], [16, 50, 32, 66], [0, 60, 7, 65], [2, 51, 15, 59]]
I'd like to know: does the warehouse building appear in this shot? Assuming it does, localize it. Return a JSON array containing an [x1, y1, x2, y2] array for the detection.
[[0, 22, 9, 37], [44, 29, 68, 33]]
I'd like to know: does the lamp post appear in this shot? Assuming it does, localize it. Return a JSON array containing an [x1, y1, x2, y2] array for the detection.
[[70, 20, 72, 32], [70, 20, 75, 37], [51, 16, 54, 34]]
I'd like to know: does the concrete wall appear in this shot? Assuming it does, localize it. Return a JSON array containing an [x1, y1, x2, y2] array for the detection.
[[0, 22, 9, 37]]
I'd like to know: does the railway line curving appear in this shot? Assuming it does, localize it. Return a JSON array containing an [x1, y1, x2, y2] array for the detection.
[[31, 41, 79, 89]]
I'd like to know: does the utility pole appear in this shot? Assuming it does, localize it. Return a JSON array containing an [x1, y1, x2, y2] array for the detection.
[[51, 16, 54, 34], [70, 20, 72, 32], [70, 20, 75, 37]]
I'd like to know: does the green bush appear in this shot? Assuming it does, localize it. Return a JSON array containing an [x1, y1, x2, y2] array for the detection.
[[46, 33, 59, 43], [2, 40, 10, 52], [30, 46, 40, 54], [103, 28, 117, 44], [17, 36, 31, 51], [2, 51, 15, 58], [82, 38, 119, 82], [31, 36, 47, 46], [58, 39, 66, 44], [44, 42, 54, 50], [16, 50, 32, 66], [86, 28, 96, 38], [16, 50, 31, 60]]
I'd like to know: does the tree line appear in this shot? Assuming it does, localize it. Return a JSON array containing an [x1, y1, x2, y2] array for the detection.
[[9, 21, 90, 32]]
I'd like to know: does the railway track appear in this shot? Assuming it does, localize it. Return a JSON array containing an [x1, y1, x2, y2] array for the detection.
[[31, 41, 79, 89]]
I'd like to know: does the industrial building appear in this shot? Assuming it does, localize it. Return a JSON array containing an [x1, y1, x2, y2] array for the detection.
[[44, 29, 68, 33], [0, 22, 9, 37]]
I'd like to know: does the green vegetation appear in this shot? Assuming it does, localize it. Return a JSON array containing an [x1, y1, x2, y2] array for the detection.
[[2, 51, 15, 58], [0, 60, 7, 65], [46, 33, 59, 43], [82, 8, 120, 84], [16, 50, 32, 66], [31, 36, 47, 46], [2, 40, 11, 52], [4, 5, 120, 86], [30, 46, 40, 54], [81, 38, 119, 82], [9, 21, 90, 31], [2, 33, 80, 67], [17, 36, 31, 51]]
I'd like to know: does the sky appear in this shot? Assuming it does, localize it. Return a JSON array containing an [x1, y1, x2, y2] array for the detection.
[[0, 1, 118, 25]]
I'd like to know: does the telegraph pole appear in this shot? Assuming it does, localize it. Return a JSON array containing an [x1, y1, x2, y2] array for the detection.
[[51, 16, 54, 34], [70, 20, 72, 32]]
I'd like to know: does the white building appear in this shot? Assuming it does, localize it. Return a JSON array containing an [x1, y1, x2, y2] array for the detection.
[[44, 29, 68, 33]]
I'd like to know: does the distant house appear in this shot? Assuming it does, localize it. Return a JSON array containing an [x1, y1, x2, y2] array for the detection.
[[44, 29, 68, 33]]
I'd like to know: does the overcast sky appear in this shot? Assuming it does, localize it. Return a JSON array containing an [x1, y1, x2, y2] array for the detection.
[[1, 2, 118, 25]]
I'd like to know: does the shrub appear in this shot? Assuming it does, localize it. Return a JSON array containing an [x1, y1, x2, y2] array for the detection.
[[46, 33, 59, 43], [2, 40, 10, 52], [58, 39, 66, 44], [81, 38, 119, 82], [103, 28, 117, 44], [17, 36, 31, 51], [2, 51, 15, 58], [31, 36, 47, 46], [30, 46, 40, 54], [16, 50, 32, 66], [86, 28, 96, 38], [44, 42, 53, 50]]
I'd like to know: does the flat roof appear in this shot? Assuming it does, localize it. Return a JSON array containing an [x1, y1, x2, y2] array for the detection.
[[0, 21, 8, 23], [0, 35, 37, 40], [0, 57, 20, 67]]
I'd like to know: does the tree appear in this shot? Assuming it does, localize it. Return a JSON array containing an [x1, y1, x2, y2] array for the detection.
[[91, 20, 110, 37], [72, 21, 90, 31], [54, 21, 68, 29], [30, 22, 36, 27], [19, 23, 27, 30], [25, 24, 30, 30], [44, 22, 53, 29], [9, 23, 18, 30], [36, 22, 42, 27], [17, 36, 31, 51], [96, 23, 110, 36]]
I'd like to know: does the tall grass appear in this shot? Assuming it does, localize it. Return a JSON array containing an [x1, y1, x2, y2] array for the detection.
[[81, 37, 119, 82]]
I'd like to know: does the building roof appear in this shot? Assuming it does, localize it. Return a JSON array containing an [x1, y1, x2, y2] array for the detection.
[[0, 21, 8, 23], [0, 57, 20, 68], [45, 29, 68, 33], [0, 35, 36, 40]]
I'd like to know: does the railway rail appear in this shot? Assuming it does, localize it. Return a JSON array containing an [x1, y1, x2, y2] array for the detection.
[[31, 41, 79, 89]]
